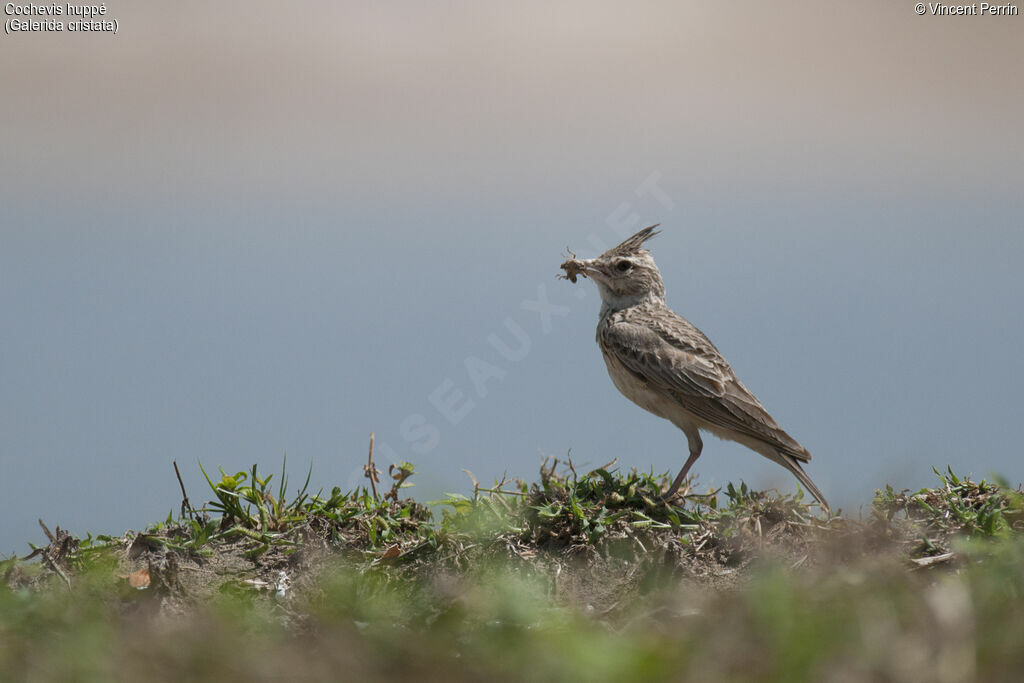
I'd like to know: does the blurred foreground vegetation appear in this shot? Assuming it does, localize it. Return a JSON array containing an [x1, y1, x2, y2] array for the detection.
[[3, 459, 1023, 682]]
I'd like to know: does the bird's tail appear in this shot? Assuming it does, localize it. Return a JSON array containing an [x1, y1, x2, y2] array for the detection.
[[773, 451, 830, 514]]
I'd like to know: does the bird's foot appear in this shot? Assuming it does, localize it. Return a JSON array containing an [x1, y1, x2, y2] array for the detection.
[[658, 485, 689, 505]]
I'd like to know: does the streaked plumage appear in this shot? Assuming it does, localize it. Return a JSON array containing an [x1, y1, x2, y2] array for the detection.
[[561, 225, 828, 510]]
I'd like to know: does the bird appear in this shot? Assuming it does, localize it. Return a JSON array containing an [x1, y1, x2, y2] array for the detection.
[[560, 225, 829, 511]]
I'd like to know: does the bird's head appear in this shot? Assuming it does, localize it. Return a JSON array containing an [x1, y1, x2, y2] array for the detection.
[[561, 225, 666, 307]]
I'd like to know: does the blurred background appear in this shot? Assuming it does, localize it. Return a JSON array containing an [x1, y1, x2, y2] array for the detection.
[[2, 1, 1021, 551]]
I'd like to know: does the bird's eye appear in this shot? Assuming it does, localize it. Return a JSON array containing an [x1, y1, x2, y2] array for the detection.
[[615, 260, 632, 272]]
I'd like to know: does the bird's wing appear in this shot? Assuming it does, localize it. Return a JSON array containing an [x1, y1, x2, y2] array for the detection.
[[601, 310, 810, 461]]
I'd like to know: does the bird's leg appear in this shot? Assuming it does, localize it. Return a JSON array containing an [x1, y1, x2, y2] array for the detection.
[[661, 449, 701, 502]]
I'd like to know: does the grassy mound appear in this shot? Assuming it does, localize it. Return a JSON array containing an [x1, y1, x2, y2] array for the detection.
[[3, 460, 1024, 681]]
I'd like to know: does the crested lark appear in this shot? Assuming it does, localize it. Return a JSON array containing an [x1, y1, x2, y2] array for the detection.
[[561, 225, 828, 510]]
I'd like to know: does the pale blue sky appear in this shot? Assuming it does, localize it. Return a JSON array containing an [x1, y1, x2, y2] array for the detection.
[[2, 1, 1022, 551]]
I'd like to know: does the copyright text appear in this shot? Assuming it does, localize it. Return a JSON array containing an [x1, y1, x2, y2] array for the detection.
[[915, 2, 1019, 14]]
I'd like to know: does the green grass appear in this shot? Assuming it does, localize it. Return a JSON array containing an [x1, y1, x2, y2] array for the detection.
[[3, 461, 1024, 681]]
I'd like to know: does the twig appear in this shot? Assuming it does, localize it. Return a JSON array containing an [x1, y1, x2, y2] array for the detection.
[[540, 456, 557, 481], [462, 469, 482, 501], [36, 520, 72, 590], [42, 553, 72, 589], [632, 535, 648, 554], [38, 519, 56, 544], [475, 487, 529, 497], [364, 432, 380, 500], [173, 460, 198, 523], [911, 552, 956, 568]]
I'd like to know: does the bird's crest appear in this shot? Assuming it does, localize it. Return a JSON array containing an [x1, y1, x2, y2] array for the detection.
[[603, 224, 661, 257]]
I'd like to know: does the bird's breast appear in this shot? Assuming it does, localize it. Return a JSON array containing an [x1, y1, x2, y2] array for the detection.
[[600, 349, 677, 421]]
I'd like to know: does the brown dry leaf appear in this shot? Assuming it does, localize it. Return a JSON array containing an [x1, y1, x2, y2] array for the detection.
[[380, 544, 402, 561], [126, 568, 150, 589]]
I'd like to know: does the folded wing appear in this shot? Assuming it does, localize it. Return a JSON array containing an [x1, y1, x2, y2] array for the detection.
[[600, 310, 811, 462]]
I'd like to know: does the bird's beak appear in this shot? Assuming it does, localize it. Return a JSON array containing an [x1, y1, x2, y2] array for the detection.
[[579, 259, 608, 279]]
